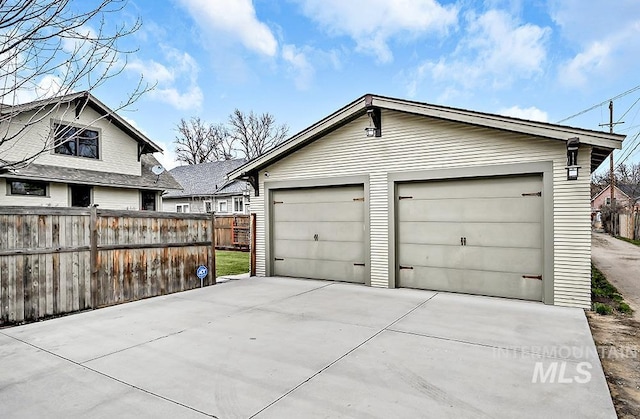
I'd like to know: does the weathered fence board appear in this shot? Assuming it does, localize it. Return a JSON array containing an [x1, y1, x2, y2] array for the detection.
[[215, 215, 250, 250], [0, 206, 217, 325]]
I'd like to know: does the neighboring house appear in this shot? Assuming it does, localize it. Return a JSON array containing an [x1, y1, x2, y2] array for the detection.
[[229, 93, 625, 309], [0, 92, 181, 209], [163, 159, 250, 214], [591, 184, 640, 212]]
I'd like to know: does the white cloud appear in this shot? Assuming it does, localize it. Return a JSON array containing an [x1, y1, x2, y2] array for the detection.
[[294, 0, 458, 63], [551, 0, 640, 88], [282, 44, 315, 90], [498, 105, 549, 122], [404, 9, 550, 96], [559, 42, 610, 87], [179, 0, 277, 56], [126, 47, 203, 110]]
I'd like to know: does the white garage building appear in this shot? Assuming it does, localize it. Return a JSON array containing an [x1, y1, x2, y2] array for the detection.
[[229, 95, 624, 308]]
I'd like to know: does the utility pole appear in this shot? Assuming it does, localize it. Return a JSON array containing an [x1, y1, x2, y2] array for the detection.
[[609, 101, 615, 210], [599, 101, 624, 235]]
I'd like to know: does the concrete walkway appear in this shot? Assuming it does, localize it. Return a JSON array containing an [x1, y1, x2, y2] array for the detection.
[[592, 232, 640, 321], [0, 277, 614, 418]]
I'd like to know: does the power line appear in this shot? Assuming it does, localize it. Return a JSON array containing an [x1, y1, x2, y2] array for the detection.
[[557, 84, 640, 123], [615, 130, 640, 169], [616, 96, 640, 124]]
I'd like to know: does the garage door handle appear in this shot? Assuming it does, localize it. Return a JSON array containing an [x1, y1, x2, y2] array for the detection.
[[522, 275, 542, 280], [275, 258, 284, 261], [353, 263, 365, 266], [399, 265, 413, 270]]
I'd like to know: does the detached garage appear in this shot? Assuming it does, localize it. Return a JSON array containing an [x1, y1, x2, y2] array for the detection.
[[229, 94, 624, 308]]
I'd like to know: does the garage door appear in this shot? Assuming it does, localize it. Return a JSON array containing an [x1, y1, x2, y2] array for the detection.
[[272, 185, 366, 283], [397, 175, 543, 301]]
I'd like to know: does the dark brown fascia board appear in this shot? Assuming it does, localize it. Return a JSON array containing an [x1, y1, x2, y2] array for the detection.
[[372, 95, 625, 149]]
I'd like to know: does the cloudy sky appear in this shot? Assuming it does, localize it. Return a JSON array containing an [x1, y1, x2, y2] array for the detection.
[[86, 0, 640, 170]]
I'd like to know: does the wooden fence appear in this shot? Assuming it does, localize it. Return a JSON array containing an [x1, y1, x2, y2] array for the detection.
[[215, 215, 250, 250], [0, 207, 216, 325]]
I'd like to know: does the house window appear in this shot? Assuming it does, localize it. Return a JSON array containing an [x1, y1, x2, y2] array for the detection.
[[141, 191, 156, 211], [9, 180, 48, 196], [54, 123, 100, 159], [70, 185, 92, 207], [204, 200, 213, 213], [233, 196, 244, 213], [176, 204, 189, 213], [218, 200, 227, 213], [605, 197, 611, 205]]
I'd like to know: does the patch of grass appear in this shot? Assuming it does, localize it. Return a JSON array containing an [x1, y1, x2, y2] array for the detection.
[[215, 250, 250, 277], [591, 263, 634, 315], [615, 236, 640, 247]]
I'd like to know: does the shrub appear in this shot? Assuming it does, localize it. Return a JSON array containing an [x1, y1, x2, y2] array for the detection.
[[594, 303, 613, 315]]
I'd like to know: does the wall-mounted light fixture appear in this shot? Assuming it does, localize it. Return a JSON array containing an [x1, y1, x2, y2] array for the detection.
[[566, 137, 580, 181], [364, 108, 381, 137]]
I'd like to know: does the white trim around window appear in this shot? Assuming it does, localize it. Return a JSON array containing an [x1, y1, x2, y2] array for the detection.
[[233, 196, 244, 213], [176, 203, 189, 213]]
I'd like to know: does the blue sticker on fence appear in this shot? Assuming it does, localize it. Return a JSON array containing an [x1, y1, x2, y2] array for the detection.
[[196, 265, 208, 279]]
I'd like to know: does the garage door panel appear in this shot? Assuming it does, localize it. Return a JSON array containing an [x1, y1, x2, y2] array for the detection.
[[273, 202, 364, 222], [399, 176, 542, 200], [274, 259, 365, 283], [399, 222, 541, 248], [398, 222, 463, 246], [273, 221, 364, 242], [273, 186, 363, 204], [463, 247, 542, 274], [398, 244, 464, 269], [399, 266, 464, 290], [400, 266, 542, 300], [462, 223, 541, 248], [398, 197, 540, 223], [274, 240, 365, 262]]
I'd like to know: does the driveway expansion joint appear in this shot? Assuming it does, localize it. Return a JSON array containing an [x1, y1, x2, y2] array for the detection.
[[1, 332, 218, 418], [248, 292, 437, 418]]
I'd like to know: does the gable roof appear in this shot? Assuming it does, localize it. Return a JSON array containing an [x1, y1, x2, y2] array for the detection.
[[1, 91, 163, 154], [229, 94, 625, 180], [592, 184, 640, 202], [216, 179, 250, 196], [0, 154, 181, 191], [164, 159, 247, 198]]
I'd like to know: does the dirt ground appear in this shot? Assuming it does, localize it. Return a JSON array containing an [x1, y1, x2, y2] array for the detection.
[[587, 313, 640, 418]]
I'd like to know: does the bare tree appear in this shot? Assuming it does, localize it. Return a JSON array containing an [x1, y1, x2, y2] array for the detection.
[[174, 117, 235, 164], [228, 109, 288, 159], [174, 110, 289, 164], [0, 0, 147, 170]]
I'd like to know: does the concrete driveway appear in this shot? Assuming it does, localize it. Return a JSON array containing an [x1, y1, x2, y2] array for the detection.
[[1, 277, 614, 418]]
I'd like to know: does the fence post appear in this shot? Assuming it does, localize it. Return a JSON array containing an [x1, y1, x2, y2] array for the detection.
[[211, 211, 216, 285], [90, 205, 98, 308], [250, 213, 256, 276]]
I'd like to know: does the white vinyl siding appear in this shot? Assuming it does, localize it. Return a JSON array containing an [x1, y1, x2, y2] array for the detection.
[[254, 110, 592, 308], [0, 179, 68, 206], [91, 187, 141, 210]]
